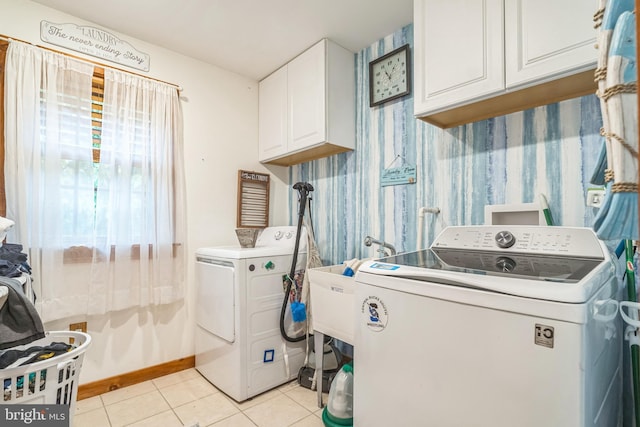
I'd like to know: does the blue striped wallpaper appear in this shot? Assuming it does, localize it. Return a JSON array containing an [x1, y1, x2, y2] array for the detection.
[[291, 24, 602, 265]]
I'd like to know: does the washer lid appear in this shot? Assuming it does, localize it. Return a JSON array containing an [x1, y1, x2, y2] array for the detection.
[[357, 247, 616, 303], [381, 248, 603, 283], [355, 225, 616, 303]]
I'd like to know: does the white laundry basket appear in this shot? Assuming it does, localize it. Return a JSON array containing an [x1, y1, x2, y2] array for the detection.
[[1, 331, 91, 422]]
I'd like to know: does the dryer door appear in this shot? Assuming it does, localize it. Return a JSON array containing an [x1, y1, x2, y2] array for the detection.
[[196, 257, 235, 342]]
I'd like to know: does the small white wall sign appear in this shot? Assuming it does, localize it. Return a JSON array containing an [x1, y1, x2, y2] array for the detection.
[[40, 21, 150, 72]]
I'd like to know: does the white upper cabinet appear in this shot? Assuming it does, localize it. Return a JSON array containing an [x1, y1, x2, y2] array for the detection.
[[259, 39, 355, 166], [414, 0, 598, 128], [288, 41, 325, 153], [258, 66, 288, 161], [414, 0, 505, 115], [504, 0, 598, 87]]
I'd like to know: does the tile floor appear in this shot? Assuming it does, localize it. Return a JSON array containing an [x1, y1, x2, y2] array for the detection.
[[73, 369, 329, 427]]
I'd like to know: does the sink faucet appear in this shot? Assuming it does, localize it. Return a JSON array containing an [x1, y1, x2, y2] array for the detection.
[[364, 236, 396, 257]]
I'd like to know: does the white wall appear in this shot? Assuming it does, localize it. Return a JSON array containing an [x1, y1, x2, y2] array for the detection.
[[1, 0, 291, 383]]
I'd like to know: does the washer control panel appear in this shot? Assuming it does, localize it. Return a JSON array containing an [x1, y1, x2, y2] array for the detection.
[[432, 226, 604, 259]]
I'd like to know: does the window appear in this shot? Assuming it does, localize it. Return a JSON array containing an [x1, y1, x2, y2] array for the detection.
[[55, 66, 102, 256], [3, 40, 186, 321]]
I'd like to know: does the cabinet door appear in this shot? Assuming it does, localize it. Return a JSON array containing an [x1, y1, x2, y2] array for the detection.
[[195, 260, 235, 343], [287, 40, 326, 152], [505, 0, 598, 88], [258, 66, 288, 162], [414, 0, 504, 115]]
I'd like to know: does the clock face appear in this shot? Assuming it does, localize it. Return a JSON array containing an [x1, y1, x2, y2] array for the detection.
[[369, 45, 411, 107]]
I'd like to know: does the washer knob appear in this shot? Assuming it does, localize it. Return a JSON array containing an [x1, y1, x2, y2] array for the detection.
[[495, 256, 516, 273], [495, 231, 516, 248], [285, 231, 293, 239], [274, 231, 283, 240]]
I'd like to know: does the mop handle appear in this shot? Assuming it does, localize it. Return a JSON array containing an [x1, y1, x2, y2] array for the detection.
[[539, 194, 554, 226], [623, 240, 640, 427]]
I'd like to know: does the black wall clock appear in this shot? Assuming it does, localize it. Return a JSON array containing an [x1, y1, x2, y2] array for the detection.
[[369, 44, 411, 107]]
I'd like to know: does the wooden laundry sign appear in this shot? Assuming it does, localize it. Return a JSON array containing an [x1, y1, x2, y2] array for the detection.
[[40, 21, 150, 71]]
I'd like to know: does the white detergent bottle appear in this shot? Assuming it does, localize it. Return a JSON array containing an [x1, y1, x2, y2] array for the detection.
[[322, 361, 353, 427]]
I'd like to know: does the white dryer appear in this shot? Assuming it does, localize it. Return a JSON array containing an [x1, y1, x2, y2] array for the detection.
[[195, 226, 307, 402], [354, 226, 622, 427]]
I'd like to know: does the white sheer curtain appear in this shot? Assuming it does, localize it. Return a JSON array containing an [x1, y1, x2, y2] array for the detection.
[[5, 42, 95, 321], [88, 69, 186, 314], [4, 41, 185, 322]]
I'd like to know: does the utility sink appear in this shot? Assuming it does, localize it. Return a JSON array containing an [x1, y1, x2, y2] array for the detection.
[[308, 265, 355, 345]]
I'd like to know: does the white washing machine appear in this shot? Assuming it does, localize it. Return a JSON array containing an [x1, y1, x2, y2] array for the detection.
[[354, 226, 622, 427], [195, 225, 307, 402]]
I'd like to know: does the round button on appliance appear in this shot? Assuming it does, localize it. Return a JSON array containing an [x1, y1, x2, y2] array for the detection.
[[495, 231, 516, 249], [495, 256, 516, 273]]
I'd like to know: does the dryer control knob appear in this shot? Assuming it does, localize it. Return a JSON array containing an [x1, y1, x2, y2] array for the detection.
[[274, 231, 283, 240], [285, 231, 293, 239], [495, 231, 516, 248]]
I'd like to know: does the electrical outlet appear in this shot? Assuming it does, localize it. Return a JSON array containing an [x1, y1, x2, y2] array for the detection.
[[69, 321, 87, 333], [586, 188, 606, 208]]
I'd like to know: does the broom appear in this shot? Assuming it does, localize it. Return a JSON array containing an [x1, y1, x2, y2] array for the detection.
[[620, 241, 640, 427]]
